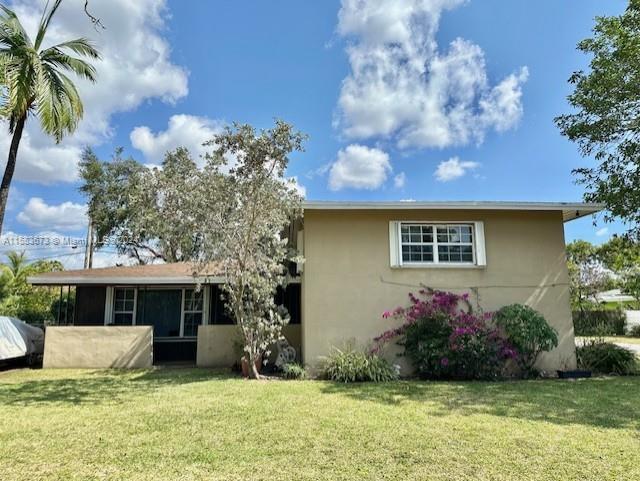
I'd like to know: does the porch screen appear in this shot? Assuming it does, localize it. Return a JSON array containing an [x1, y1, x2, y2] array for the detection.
[[136, 289, 182, 337]]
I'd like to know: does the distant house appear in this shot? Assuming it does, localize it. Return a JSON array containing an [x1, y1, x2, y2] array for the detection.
[[29, 200, 601, 372]]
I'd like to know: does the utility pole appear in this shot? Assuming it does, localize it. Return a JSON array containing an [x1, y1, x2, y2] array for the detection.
[[84, 216, 94, 269]]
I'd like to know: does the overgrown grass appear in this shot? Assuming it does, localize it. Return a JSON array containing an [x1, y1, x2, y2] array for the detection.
[[1, 368, 639, 480]]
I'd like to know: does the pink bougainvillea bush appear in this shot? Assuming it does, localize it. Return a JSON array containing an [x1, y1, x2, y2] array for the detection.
[[374, 288, 517, 380]]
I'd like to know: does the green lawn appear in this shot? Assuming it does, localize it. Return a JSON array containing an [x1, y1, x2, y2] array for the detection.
[[1, 369, 639, 481]]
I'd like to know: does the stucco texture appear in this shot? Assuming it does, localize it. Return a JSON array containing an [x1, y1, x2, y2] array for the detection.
[[301, 209, 576, 374], [43, 326, 153, 368], [196, 324, 301, 368]]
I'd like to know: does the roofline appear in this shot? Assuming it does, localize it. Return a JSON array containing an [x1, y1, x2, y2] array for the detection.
[[27, 275, 225, 286], [302, 200, 604, 222], [28, 275, 303, 286]]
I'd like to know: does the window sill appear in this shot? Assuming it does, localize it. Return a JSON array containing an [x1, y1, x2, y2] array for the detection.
[[392, 263, 486, 270]]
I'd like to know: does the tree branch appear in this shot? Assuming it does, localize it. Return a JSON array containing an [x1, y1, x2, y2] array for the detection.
[[84, 1, 105, 30]]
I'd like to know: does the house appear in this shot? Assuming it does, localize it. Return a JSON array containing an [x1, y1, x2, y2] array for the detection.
[[29, 200, 602, 372]]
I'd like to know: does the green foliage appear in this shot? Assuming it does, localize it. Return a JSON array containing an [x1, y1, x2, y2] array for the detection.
[[627, 325, 640, 337], [555, 2, 640, 237], [321, 345, 399, 383], [0, 0, 100, 139], [79, 147, 203, 263], [280, 362, 307, 380], [0, 251, 64, 324], [576, 339, 637, 375], [494, 304, 558, 373], [566, 240, 610, 310], [573, 309, 627, 336], [195, 120, 306, 379], [0, 0, 100, 231]]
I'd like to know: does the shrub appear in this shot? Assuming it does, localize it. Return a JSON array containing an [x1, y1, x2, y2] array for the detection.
[[627, 324, 640, 337], [322, 345, 399, 383], [576, 339, 637, 375], [494, 304, 558, 374], [573, 309, 626, 336], [375, 289, 515, 380], [281, 362, 307, 380]]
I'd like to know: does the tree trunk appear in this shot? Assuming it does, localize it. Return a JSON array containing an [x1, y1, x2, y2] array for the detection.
[[248, 350, 261, 380], [0, 115, 27, 235]]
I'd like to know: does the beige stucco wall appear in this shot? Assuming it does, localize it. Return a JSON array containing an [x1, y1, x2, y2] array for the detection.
[[302, 209, 576, 374], [43, 326, 153, 368], [196, 324, 302, 367]]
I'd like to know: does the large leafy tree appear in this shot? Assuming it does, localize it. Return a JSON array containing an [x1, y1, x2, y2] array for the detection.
[[79, 147, 204, 263], [195, 120, 305, 379], [0, 0, 100, 232], [556, 1, 640, 237]]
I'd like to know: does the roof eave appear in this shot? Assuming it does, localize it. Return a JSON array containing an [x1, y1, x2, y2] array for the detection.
[[303, 201, 604, 223]]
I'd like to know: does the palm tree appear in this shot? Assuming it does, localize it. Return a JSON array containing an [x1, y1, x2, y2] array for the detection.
[[0, 0, 100, 232]]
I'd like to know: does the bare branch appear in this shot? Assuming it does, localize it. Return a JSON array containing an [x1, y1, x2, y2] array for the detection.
[[84, 1, 105, 30]]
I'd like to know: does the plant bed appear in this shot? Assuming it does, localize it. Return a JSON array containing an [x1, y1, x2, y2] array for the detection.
[[557, 369, 592, 379]]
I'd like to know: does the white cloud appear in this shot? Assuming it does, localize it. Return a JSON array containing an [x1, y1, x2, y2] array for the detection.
[[434, 157, 479, 182], [329, 144, 391, 191], [17, 197, 88, 231], [335, 0, 528, 149], [393, 172, 406, 188], [596, 227, 609, 237], [0, 0, 189, 183], [131, 115, 223, 165]]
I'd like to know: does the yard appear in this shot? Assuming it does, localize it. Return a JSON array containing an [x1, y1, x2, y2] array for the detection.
[[1, 369, 639, 481]]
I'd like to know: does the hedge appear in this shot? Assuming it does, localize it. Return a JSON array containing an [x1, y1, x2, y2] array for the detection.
[[572, 309, 626, 336]]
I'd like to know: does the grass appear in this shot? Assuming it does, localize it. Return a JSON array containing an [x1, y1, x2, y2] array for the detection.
[[1, 369, 639, 481], [578, 336, 640, 345]]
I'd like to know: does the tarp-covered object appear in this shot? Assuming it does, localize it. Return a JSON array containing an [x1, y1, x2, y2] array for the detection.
[[0, 316, 44, 361]]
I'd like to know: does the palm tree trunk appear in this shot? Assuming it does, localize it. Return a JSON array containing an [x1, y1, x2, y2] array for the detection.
[[0, 115, 27, 234]]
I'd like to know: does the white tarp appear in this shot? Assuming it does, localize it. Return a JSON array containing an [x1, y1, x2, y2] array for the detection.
[[0, 316, 44, 361]]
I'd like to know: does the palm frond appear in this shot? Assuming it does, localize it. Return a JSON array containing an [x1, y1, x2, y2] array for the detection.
[[0, 4, 32, 49], [34, 0, 62, 50], [43, 38, 100, 60], [35, 62, 83, 142], [41, 48, 98, 82]]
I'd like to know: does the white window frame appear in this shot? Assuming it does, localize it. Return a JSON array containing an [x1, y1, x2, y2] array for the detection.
[[105, 285, 210, 338], [109, 287, 137, 325], [181, 287, 206, 338], [390, 221, 486, 268]]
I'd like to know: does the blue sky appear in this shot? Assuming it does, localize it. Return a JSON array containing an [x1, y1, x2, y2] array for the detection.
[[1, 0, 629, 266]]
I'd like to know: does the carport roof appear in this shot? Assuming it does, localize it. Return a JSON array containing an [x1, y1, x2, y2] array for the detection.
[[28, 262, 224, 286]]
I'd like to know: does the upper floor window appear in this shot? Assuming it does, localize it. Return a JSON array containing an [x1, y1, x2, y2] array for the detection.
[[390, 221, 486, 267]]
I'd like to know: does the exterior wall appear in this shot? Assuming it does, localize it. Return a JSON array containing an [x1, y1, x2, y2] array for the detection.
[[302, 209, 576, 374], [196, 324, 302, 367], [43, 326, 153, 368]]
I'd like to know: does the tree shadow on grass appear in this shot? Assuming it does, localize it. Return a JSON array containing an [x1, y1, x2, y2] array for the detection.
[[0, 368, 236, 406], [320, 377, 640, 430]]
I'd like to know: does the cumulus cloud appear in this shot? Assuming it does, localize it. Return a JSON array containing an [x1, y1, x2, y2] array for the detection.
[[434, 157, 479, 182], [17, 197, 88, 231], [335, 0, 528, 149], [394, 172, 406, 188], [131, 114, 224, 165], [329, 144, 391, 191], [595, 227, 609, 237], [0, 0, 189, 183]]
